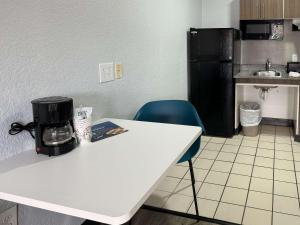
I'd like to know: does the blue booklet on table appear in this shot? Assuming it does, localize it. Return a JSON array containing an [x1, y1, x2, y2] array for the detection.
[[91, 121, 128, 142]]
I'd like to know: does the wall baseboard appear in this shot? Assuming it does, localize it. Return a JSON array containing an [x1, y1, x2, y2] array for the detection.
[[260, 117, 294, 127]]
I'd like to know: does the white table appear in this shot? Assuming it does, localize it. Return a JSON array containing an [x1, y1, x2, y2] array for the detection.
[[0, 119, 201, 225]]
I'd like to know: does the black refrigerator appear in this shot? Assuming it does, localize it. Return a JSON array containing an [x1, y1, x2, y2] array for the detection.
[[188, 28, 241, 137]]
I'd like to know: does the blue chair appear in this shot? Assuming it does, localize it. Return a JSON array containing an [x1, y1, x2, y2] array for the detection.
[[134, 100, 205, 216]]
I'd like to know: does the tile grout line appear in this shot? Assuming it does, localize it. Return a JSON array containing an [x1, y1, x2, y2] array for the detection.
[[289, 128, 300, 208], [212, 135, 245, 224], [240, 126, 261, 225], [271, 126, 277, 225]]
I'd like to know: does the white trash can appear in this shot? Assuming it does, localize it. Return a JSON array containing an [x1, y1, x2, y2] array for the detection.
[[240, 102, 261, 137]]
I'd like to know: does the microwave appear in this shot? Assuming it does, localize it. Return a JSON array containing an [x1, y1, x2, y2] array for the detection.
[[240, 20, 284, 40]]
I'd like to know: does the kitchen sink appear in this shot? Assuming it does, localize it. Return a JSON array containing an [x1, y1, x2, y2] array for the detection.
[[253, 70, 281, 77]]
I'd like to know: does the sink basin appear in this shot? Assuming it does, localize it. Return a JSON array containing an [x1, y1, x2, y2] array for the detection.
[[253, 70, 281, 77]]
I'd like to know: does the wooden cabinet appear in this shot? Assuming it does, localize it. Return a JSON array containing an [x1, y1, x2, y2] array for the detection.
[[263, 0, 283, 19], [284, 0, 300, 18], [240, 0, 260, 20], [240, 0, 283, 20]]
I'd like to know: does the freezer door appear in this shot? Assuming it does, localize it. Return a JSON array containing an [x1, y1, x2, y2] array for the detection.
[[189, 61, 234, 137], [189, 29, 234, 61]]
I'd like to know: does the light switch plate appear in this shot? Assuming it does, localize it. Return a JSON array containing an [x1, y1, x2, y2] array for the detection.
[[115, 63, 123, 79], [99, 63, 114, 83], [0, 206, 17, 225]]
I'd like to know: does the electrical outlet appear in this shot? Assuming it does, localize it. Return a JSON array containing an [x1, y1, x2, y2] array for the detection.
[[115, 63, 123, 79], [0, 206, 17, 225], [99, 63, 114, 83]]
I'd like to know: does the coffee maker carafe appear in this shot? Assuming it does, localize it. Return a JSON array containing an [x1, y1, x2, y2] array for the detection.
[[31, 96, 77, 156]]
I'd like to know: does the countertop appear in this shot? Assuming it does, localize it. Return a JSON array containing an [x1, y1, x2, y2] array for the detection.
[[234, 64, 300, 84]]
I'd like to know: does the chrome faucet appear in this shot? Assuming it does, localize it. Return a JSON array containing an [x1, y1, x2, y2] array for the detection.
[[266, 59, 271, 71]]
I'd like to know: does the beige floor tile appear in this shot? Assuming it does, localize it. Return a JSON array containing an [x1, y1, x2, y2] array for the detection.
[[273, 195, 300, 216], [276, 136, 292, 144], [163, 194, 193, 212], [296, 172, 300, 183], [210, 137, 226, 144], [293, 152, 300, 162], [204, 171, 229, 186], [275, 143, 292, 152], [167, 166, 189, 178], [250, 177, 273, 193], [274, 169, 296, 183], [173, 179, 201, 197], [276, 126, 290, 132], [232, 134, 244, 140], [276, 130, 291, 137], [243, 207, 272, 225], [226, 174, 250, 189], [258, 141, 274, 150], [252, 166, 273, 179], [244, 135, 259, 141], [221, 187, 248, 206], [274, 180, 298, 198], [273, 212, 300, 225], [197, 183, 224, 201], [295, 161, 300, 171], [183, 168, 208, 182], [216, 152, 236, 162], [242, 140, 258, 148], [145, 190, 171, 207], [187, 198, 218, 217], [254, 156, 274, 168], [262, 125, 276, 131], [275, 151, 293, 161], [256, 148, 274, 158], [214, 202, 244, 224], [221, 144, 239, 153], [238, 146, 257, 156], [225, 139, 242, 146], [231, 163, 253, 176], [211, 161, 233, 173], [193, 158, 214, 170], [198, 150, 219, 160], [260, 130, 275, 136], [274, 158, 294, 171], [246, 191, 272, 211], [157, 177, 181, 192], [292, 145, 300, 153], [235, 154, 255, 165], [200, 142, 208, 150], [204, 143, 223, 151], [260, 135, 275, 143], [202, 136, 211, 142]]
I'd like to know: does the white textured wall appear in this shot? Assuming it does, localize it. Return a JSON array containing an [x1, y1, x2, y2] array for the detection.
[[202, 0, 240, 28], [0, 0, 202, 224]]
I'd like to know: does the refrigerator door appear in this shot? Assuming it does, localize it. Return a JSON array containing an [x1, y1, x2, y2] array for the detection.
[[189, 61, 234, 137], [189, 29, 234, 62]]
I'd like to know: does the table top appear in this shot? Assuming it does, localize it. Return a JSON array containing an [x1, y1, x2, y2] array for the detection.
[[0, 119, 201, 225]]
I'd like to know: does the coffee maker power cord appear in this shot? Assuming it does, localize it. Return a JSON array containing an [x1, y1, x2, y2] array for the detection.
[[9, 122, 35, 139]]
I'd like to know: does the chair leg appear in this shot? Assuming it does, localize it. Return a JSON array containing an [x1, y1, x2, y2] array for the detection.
[[188, 159, 199, 217]]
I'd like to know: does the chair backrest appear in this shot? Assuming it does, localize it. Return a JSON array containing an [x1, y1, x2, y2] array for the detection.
[[134, 100, 205, 163]]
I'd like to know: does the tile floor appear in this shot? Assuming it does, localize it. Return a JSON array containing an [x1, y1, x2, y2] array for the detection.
[[145, 125, 300, 225]]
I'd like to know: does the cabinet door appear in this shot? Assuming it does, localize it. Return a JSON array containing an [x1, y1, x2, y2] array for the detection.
[[285, 0, 300, 18], [240, 0, 261, 20], [262, 0, 283, 19]]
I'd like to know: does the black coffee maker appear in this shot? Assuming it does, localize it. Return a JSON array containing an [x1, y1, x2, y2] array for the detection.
[[32, 96, 77, 156]]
